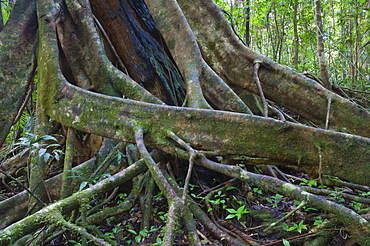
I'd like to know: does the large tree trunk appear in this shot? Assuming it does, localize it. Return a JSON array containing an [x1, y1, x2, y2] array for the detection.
[[0, 0, 37, 147], [0, 0, 369, 244], [314, 0, 331, 90]]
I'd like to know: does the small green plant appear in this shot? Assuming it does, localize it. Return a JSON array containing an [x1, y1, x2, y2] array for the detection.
[[78, 173, 111, 191], [188, 183, 205, 199], [360, 191, 370, 198], [126, 227, 158, 244], [16, 133, 63, 162], [299, 178, 317, 187], [210, 190, 227, 205], [117, 193, 128, 204], [207, 190, 229, 209], [351, 202, 363, 211], [328, 190, 345, 203], [65, 170, 112, 191], [225, 205, 250, 220], [205, 186, 235, 211], [151, 237, 163, 245], [253, 187, 263, 194], [271, 194, 284, 200], [104, 223, 122, 240], [266, 194, 284, 207], [106, 216, 115, 224], [157, 211, 168, 221], [283, 220, 307, 233], [317, 184, 329, 189], [114, 149, 126, 165], [68, 240, 83, 246], [154, 191, 163, 201], [313, 216, 327, 226], [188, 183, 198, 191], [226, 186, 236, 191]]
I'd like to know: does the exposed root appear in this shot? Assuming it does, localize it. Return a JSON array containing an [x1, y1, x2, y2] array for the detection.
[[143, 0, 211, 109], [197, 156, 370, 241], [253, 60, 268, 117], [92, 14, 129, 76], [135, 127, 184, 244], [325, 96, 332, 130], [60, 127, 75, 199]]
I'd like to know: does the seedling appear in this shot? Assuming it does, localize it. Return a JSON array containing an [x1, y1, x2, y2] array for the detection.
[[266, 194, 284, 207], [225, 205, 250, 220], [313, 216, 327, 226], [299, 178, 317, 187], [253, 187, 263, 194], [283, 220, 307, 233]]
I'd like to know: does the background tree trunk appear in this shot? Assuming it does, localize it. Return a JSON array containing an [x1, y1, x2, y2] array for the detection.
[[314, 0, 331, 90], [293, 0, 299, 69]]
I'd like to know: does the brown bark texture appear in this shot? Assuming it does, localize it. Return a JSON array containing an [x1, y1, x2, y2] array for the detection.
[[0, 0, 369, 244]]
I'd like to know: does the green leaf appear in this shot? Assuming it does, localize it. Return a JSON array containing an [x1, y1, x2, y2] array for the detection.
[[139, 230, 148, 237], [283, 239, 290, 246], [19, 148, 30, 157], [288, 227, 296, 231], [225, 214, 236, 219], [47, 143, 60, 148], [135, 235, 141, 243], [226, 186, 235, 191], [272, 194, 284, 199], [226, 208, 236, 213], [39, 135, 58, 142], [79, 181, 88, 191], [43, 152, 52, 162], [33, 142, 42, 149], [237, 205, 246, 213], [38, 148, 47, 157], [127, 229, 137, 235]]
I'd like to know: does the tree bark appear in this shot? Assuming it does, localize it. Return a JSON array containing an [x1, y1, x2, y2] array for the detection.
[[0, 0, 369, 244], [293, 0, 299, 69], [177, 0, 369, 137], [0, 0, 37, 148], [314, 0, 331, 90], [0, 2, 4, 31], [244, 0, 251, 46], [34, 0, 370, 186]]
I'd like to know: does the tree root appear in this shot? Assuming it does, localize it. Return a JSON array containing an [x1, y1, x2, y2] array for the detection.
[[61, 0, 163, 104], [0, 158, 147, 245], [178, 0, 370, 137], [197, 156, 370, 242], [144, 0, 253, 113], [135, 127, 188, 244]]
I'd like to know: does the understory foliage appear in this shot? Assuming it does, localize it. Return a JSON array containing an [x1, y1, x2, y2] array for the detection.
[[0, 0, 369, 245], [216, 0, 370, 90]]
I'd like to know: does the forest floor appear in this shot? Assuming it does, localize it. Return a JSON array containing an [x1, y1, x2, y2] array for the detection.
[[40, 166, 366, 246]]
